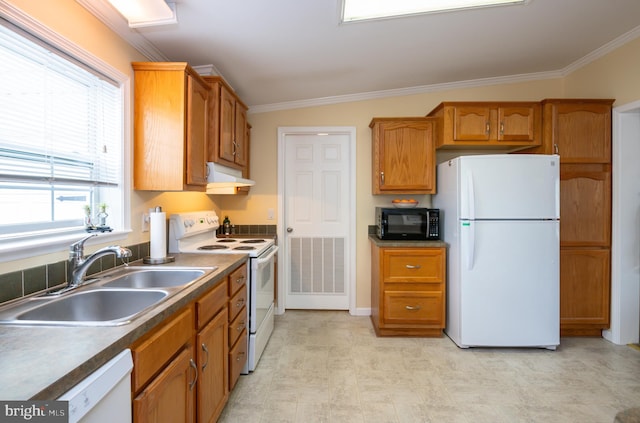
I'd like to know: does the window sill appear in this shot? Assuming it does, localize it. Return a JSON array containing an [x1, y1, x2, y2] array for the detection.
[[0, 229, 132, 264]]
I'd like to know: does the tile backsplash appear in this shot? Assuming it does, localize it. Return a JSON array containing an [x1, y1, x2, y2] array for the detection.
[[0, 242, 150, 305], [0, 225, 277, 305]]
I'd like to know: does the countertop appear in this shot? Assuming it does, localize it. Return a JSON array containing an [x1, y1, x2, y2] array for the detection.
[[0, 253, 248, 400], [368, 234, 447, 248]]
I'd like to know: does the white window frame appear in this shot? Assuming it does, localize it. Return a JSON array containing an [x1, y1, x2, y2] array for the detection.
[[0, 4, 131, 263]]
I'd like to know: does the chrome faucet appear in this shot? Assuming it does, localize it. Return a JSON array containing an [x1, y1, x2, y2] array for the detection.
[[67, 234, 132, 288]]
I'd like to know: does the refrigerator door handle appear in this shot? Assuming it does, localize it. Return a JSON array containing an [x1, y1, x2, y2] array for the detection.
[[463, 221, 475, 270], [466, 171, 475, 220]]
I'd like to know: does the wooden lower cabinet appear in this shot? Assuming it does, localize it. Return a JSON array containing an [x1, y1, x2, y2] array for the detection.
[[560, 248, 611, 336], [196, 308, 228, 423], [133, 345, 196, 423], [371, 243, 446, 336], [227, 264, 248, 391], [131, 262, 249, 422]]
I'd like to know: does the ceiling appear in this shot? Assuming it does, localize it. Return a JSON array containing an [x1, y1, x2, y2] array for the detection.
[[82, 0, 640, 111]]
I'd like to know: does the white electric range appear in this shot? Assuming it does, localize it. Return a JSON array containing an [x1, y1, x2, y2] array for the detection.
[[168, 211, 278, 373]]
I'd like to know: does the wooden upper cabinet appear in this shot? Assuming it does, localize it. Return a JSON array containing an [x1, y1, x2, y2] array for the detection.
[[541, 99, 614, 163], [204, 76, 249, 171], [370, 117, 436, 194], [132, 62, 209, 191], [560, 163, 611, 248], [427, 102, 541, 149]]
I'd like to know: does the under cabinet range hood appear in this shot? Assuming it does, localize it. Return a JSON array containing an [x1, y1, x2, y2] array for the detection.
[[206, 162, 255, 194]]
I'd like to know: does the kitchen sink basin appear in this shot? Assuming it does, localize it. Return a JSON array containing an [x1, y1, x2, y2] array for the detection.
[[0, 289, 168, 326], [101, 268, 208, 289]]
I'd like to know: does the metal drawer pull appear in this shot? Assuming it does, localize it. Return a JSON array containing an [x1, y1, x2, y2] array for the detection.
[[201, 343, 209, 371], [405, 305, 422, 311], [485, 122, 490, 134], [237, 321, 245, 331], [236, 352, 245, 361], [405, 264, 421, 269], [236, 276, 245, 284], [188, 359, 198, 390], [236, 298, 245, 307]]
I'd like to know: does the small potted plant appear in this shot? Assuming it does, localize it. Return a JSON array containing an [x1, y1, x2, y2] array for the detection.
[[97, 203, 109, 227]]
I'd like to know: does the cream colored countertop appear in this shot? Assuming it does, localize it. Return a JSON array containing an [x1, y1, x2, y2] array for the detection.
[[0, 253, 248, 400]]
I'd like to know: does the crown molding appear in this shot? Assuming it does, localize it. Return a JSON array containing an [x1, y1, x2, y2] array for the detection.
[[248, 70, 563, 114], [75, 0, 169, 61]]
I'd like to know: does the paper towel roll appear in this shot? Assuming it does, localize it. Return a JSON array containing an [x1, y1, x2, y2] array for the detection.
[[149, 211, 167, 259]]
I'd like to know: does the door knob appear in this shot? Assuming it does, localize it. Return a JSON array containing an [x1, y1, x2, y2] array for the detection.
[[287, 227, 293, 233]]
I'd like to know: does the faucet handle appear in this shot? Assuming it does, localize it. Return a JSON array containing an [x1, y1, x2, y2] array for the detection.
[[70, 233, 97, 254]]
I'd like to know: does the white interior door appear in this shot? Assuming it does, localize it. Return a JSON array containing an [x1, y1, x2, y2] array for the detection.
[[278, 127, 355, 311]]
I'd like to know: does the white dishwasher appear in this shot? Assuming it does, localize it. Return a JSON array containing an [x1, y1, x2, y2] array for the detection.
[[58, 349, 133, 423]]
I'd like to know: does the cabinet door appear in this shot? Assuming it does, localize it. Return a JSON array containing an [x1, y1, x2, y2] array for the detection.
[[560, 248, 611, 330], [498, 106, 536, 142], [560, 164, 611, 247], [550, 102, 612, 163], [186, 74, 208, 187], [197, 309, 228, 423], [453, 106, 492, 141], [133, 346, 196, 423], [373, 120, 435, 194], [234, 103, 248, 167], [219, 85, 236, 163], [383, 290, 444, 325]]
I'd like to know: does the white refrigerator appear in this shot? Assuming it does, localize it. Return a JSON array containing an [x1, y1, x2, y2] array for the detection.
[[432, 154, 560, 349]]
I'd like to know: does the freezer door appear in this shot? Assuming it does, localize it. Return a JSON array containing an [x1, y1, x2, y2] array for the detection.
[[458, 220, 559, 347], [458, 154, 559, 220]]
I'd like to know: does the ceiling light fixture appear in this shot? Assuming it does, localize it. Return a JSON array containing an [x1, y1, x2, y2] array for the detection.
[[341, 0, 527, 22], [107, 0, 177, 28]]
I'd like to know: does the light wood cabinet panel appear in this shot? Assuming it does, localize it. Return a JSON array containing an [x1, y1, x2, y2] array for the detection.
[[560, 164, 611, 247], [131, 306, 194, 393], [229, 329, 247, 391], [197, 308, 228, 423], [427, 102, 541, 149], [228, 262, 248, 296], [204, 76, 249, 171], [133, 346, 196, 423], [560, 248, 611, 334], [370, 117, 436, 194], [543, 99, 613, 162], [132, 62, 209, 191], [370, 243, 446, 336]]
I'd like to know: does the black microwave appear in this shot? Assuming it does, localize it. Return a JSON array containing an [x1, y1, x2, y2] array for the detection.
[[376, 207, 440, 241]]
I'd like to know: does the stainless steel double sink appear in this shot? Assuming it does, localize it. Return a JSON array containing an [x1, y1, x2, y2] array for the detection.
[[0, 267, 215, 326]]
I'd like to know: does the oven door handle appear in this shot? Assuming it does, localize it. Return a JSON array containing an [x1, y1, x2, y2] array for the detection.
[[257, 245, 279, 264]]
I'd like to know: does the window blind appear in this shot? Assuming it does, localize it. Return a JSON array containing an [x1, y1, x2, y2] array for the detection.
[[0, 20, 123, 235]]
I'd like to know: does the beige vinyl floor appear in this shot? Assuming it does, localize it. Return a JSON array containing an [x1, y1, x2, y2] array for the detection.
[[219, 310, 640, 423]]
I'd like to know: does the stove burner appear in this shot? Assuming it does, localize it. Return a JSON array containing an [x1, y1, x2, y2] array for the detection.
[[198, 245, 229, 250], [233, 246, 256, 250], [241, 239, 266, 244], [217, 239, 237, 243]]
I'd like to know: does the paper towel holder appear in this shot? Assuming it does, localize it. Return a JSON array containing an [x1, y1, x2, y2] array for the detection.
[[143, 206, 175, 265]]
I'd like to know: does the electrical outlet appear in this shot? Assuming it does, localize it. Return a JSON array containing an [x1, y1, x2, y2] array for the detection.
[[267, 208, 274, 220], [141, 213, 150, 232]]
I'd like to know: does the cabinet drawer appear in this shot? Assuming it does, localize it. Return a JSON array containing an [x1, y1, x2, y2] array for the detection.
[[383, 248, 445, 282], [228, 284, 247, 321], [196, 281, 228, 329], [228, 263, 248, 296], [131, 306, 194, 393], [229, 330, 247, 391], [228, 307, 247, 347], [383, 291, 444, 325]]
